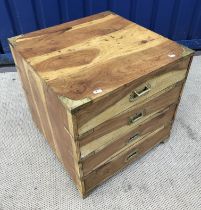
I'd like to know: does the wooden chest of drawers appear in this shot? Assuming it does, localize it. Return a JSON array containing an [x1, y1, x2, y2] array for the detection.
[[9, 11, 194, 198]]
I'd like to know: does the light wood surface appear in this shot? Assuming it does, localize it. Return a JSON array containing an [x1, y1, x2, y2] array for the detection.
[[9, 12, 193, 111], [76, 58, 190, 136], [79, 82, 183, 148], [9, 44, 85, 194], [84, 125, 171, 194], [81, 105, 176, 176], [9, 11, 194, 197]]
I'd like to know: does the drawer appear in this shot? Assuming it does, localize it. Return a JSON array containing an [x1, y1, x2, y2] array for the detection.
[[79, 81, 182, 147], [83, 124, 171, 194], [81, 104, 175, 176], [76, 59, 189, 137]]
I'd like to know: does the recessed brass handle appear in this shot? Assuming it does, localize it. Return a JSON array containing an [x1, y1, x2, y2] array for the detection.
[[129, 83, 151, 102], [127, 133, 140, 144], [128, 111, 144, 125], [126, 149, 138, 162]]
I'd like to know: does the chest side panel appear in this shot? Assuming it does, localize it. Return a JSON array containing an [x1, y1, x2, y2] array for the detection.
[[9, 43, 84, 194]]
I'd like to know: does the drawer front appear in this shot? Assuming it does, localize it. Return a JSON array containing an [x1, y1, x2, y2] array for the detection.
[[76, 59, 190, 137], [81, 105, 175, 176], [79, 81, 182, 148], [84, 125, 171, 193]]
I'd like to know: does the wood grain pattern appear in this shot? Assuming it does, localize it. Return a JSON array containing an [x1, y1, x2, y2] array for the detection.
[[84, 125, 171, 194], [10, 44, 84, 194], [10, 44, 45, 137], [10, 12, 193, 110], [9, 11, 194, 197], [81, 105, 176, 176], [79, 82, 183, 147], [76, 58, 190, 137]]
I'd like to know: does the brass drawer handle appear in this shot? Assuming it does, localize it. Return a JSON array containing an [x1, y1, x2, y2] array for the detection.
[[128, 133, 139, 144], [126, 150, 138, 162], [128, 111, 144, 125], [129, 83, 151, 102]]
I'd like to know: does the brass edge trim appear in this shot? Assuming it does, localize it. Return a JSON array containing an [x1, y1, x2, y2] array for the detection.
[[181, 45, 195, 57], [58, 96, 92, 113], [8, 34, 24, 46]]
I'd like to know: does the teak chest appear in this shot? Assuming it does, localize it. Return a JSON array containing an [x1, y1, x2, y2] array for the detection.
[[9, 11, 194, 197]]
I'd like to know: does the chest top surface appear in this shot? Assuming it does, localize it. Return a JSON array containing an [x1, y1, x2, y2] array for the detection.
[[10, 11, 193, 109]]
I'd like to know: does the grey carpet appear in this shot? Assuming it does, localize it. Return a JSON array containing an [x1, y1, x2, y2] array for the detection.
[[0, 56, 201, 210]]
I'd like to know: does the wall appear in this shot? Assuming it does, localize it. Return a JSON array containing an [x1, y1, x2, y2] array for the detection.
[[0, 0, 201, 64]]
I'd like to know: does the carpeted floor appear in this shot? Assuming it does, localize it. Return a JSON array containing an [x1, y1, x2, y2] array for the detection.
[[0, 55, 201, 210]]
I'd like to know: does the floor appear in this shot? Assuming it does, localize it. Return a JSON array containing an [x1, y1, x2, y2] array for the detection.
[[0, 55, 201, 210]]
